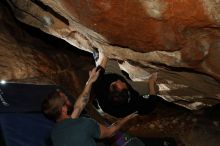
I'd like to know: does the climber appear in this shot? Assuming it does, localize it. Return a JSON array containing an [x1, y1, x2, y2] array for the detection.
[[91, 51, 159, 118]]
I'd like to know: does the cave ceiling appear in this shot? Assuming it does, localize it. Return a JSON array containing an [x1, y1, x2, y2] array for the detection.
[[3, 0, 220, 110]]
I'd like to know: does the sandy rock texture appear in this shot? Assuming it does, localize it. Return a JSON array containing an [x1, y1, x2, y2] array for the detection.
[[4, 0, 220, 109]]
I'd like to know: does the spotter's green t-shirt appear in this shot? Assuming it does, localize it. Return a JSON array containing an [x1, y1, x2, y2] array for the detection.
[[51, 117, 100, 146]]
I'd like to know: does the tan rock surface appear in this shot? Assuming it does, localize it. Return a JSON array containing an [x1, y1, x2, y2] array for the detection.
[[4, 0, 220, 109], [0, 1, 93, 97]]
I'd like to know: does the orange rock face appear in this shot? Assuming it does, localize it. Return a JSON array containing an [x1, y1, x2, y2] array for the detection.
[[60, 0, 209, 51], [59, 0, 220, 80]]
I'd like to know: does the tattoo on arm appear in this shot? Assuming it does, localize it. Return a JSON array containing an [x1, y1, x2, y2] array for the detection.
[[76, 91, 90, 111], [82, 91, 90, 104], [71, 80, 94, 118]]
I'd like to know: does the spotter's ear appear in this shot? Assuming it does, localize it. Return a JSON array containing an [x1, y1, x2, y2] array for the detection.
[[61, 105, 67, 114], [59, 91, 66, 97]]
